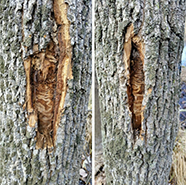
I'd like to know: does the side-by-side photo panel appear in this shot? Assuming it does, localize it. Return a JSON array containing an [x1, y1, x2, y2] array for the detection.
[[1, 0, 186, 185]]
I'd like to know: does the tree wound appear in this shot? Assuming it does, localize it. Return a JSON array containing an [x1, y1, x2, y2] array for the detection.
[[124, 24, 145, 131], [24, 0, 72, 149]]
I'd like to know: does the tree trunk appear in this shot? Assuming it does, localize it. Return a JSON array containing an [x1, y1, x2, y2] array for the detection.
[[0, 0, 91, 184], [95, 0, 185, 184]]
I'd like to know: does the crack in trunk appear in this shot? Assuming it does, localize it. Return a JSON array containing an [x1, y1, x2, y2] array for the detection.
[[124, 24, 145, 132], [23, 0, 72, 149]]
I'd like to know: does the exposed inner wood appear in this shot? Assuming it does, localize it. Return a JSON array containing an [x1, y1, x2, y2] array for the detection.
[[53, 0, 73, 144], [124, 24, 145, 130], [24, 0, 72, 149]]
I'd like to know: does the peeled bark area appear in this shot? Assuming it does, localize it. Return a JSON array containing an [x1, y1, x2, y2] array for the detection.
[[124, 24, 145, 131], [0, 0, 91, 184], [24, 0, 73, 148], [95, 0, 185, 184]]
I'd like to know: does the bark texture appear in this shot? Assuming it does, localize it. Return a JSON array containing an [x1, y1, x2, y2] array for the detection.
[[95, 0, 185, 184], [0, 0, 91, 184]]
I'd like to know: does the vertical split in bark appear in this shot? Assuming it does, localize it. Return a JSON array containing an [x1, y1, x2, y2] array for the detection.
[[124, 24, 145, 132], [23, 0, 72, 149]]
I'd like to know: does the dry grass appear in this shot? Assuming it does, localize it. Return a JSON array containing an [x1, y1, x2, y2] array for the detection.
[[170, 127, 186, 185]]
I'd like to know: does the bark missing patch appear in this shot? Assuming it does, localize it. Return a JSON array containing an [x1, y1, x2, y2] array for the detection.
[[53, 0, 73, 145], [24, 0, 72, 149], [124, 24, 145, 131]]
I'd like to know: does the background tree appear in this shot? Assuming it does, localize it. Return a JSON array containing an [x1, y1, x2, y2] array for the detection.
[[95, 73, 104, 171], [95, 0, 185, 184], [0, 0, 91, 184]]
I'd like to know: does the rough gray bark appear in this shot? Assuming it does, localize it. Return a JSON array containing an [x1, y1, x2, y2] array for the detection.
[[95, 0, 185, 184], [0, 0, 91, 184]]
